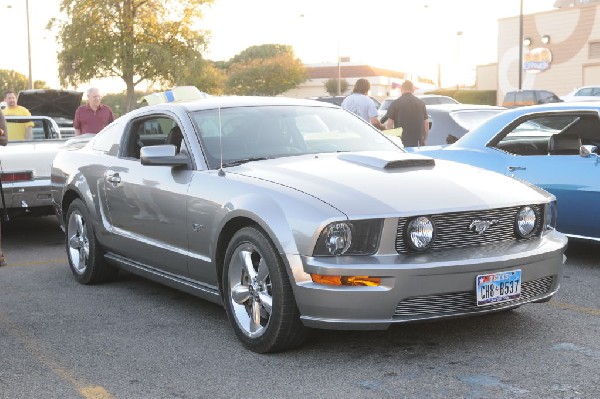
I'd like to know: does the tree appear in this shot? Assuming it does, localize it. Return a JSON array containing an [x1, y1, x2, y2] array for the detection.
[[175, 57, 227, 95], [50, 0, 213, 111], [325, 78, 349, 96], [0, 70, 48, 93], [226, 44, 306, 96]]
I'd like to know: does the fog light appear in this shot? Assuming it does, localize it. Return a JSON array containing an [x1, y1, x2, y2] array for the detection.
[[311, 274, 381, 286], [406, 216, 435, 251], [516, 206, 537, 238]]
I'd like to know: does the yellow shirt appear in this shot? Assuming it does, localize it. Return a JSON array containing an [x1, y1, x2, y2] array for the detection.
[[3, 105, 34, 141]]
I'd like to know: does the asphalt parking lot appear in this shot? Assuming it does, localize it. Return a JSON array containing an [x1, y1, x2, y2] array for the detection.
[[1, 216, 599, 399]]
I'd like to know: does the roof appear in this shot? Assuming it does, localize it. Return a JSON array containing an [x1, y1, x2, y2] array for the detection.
[[307, 65, 407, 80]]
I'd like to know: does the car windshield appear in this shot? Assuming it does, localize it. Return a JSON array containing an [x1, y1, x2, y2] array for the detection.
[[191, 105, 401, 169], [450, 109, 505, 131]]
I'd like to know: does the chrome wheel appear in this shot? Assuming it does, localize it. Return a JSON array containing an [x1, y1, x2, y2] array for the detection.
[[228, 242, 273, 338], [67, 211, 89, 274]]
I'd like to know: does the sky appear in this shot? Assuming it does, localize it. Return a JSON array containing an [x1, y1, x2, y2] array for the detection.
[[0, 0, 558, 94]]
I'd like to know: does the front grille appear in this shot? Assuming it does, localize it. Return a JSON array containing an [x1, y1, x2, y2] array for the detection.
[[394, 275, 555, 317], [395, 205, 543, 254]]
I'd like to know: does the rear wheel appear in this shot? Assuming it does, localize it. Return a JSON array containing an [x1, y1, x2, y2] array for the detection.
[[66, 199, 118, 284], [222, 226, 308, 353]]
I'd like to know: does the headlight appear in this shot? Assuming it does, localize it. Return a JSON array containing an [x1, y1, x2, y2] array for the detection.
[[405, 216, 435, 251], [544, 201, 557, 233], [313, 219, 383, 256], [515, 206, 537, 238]]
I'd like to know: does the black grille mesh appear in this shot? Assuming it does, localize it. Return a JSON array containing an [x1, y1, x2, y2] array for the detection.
[[395, 205, 544, 254]]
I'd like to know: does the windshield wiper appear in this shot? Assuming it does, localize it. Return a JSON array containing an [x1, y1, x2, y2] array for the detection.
[[221, 157, 269, 167]]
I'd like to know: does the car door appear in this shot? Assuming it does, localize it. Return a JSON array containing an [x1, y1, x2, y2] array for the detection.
[[103, 115, 193, 276], [491, 112, 600, 239]]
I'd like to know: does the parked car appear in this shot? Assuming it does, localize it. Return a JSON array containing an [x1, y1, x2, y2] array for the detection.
[[502, 90, 562, 108], [51, 96, 566, 353], [378, 94, 459, 119], [560, 85, 600, 102], [2, 115, 66, 218], [17, 89, 83, 138], [418, 104, 505, 146], [410, 102, 600, 242]]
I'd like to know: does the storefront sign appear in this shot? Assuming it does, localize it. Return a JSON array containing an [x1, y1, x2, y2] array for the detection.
[[524, 47, 552, 73]]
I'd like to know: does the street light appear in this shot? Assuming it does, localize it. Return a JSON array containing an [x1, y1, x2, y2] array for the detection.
[[456, 31, 463, 90]]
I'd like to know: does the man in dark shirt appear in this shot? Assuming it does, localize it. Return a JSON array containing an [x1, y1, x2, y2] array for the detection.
[[384, 80, 429, 147], [74, 87, 114, 135]]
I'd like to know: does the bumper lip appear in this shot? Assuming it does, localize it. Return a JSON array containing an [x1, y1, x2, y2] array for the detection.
[[2, 179, 53, 210], [292, 233, 567, 330]]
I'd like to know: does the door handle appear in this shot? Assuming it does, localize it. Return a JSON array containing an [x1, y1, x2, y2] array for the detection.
[[507, 166, 526, 172], [106, 174, 121, 184]]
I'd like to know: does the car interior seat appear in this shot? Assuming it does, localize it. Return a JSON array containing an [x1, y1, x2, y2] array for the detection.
[[166, 126, 183, 153], [547, 134, 582, 155]]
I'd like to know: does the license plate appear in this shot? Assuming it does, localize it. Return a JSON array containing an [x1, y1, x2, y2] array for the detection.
[[476, 269, 521, 306]]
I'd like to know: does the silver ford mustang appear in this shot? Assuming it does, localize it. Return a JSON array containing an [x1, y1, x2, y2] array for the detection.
[[51, 96, 567, 353]]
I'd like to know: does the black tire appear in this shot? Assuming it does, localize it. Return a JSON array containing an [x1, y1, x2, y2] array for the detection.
[[222, 226, 309, 353], [65, 199, 118, 284]]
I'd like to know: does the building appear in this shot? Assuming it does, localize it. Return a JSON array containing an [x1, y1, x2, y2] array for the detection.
[[495, 1, 600, 104], [282, 63, 436, 101]]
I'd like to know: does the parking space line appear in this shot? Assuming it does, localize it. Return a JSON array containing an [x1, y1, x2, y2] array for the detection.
[[549, 301, 600, 316], [1, 258, 66, 267], [0, 310, 115, 399]]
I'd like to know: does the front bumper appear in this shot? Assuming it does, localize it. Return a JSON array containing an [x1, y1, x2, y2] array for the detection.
[[292, 231, 567, 330]]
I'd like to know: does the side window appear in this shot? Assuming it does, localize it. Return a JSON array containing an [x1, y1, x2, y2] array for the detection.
[[492, 115, 583, 156], [93, 123, 122, 155], [123, 116, 181, 159]]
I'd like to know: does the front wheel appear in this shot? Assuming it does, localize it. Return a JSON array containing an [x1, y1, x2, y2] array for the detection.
[[65, 199, 118, 284], [222, 226, 308, 353]]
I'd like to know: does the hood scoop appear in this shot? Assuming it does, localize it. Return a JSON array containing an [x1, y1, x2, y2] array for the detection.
[[338, 151, 435, 170]]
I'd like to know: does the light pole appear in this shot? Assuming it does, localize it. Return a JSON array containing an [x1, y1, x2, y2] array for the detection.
[[26, 0, 32, 89], [518, 0, 524, 90], [5, 0, 33, 89], [456, 31, 463, 90]]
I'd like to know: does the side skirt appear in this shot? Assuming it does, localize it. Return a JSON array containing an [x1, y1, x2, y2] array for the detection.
[[104, 252, 223, 306]]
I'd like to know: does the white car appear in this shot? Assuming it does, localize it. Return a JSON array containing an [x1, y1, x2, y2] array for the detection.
[[378, 94, 459, 119], [560, 86, 600, 102]]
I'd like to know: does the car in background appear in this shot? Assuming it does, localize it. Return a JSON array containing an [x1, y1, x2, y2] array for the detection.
[[377, 94, 459, 119], [17, 89, 83, 138], [425, 104, 506, 146], [502, 90, 562, 108], [51, 96, 566, 353], [560, 86, 600, 102], [410, 102, 600, 242], [2, 115, 66, 218]]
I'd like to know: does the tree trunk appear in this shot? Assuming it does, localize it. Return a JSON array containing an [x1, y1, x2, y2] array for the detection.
[[125, 78, 136, 112]]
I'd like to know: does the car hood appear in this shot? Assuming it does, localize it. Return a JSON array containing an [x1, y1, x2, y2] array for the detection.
[[230, 151, 550, 217], [17, 89, 83, 120]]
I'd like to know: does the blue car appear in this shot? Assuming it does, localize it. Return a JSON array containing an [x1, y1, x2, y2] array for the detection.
[[411, 102, 600, 242]]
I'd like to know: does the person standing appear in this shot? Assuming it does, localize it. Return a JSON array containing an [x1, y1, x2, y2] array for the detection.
[[0, 109, 8, 266], [3, 90, 34, 141], [384, 80, 429, 147], [341, 78, 386, 130], [73, 87, 114, 135]]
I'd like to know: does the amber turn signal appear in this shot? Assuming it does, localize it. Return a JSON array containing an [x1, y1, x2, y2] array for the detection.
[[310, 274, 381, 287]]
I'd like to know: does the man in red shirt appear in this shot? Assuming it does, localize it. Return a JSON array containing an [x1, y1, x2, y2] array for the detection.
[[73, 87, 114, 135]]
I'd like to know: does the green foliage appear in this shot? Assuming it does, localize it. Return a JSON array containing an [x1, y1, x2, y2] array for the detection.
[[175, 58, 227, 95], [324, 78, 348, 96], [425, 89, 497, 105], [0, 70, 48, 94], [226, 45, 306, 96], [0, 70, 28, 93], [52, 0, 213, 111]]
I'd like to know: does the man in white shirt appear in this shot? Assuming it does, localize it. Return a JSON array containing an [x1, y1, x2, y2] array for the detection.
[[341, 79, 385, 130]]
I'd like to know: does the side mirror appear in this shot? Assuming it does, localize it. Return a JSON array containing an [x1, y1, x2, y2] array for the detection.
[[140, 144, 189, 167], [580, 145, 598, 158]]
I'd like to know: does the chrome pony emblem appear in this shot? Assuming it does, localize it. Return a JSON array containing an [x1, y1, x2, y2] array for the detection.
[[469, 219, 500, 235]]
